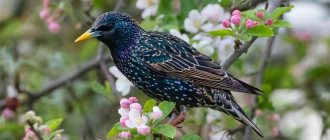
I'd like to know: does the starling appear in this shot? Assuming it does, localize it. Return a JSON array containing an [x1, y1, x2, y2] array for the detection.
[[75, 12, 263, 137]]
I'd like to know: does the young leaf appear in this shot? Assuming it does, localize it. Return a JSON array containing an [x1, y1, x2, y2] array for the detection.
[[90, 81, 106, 95], [245, 25, 274, 37], [45, 118, 63, 132], [140, 18, 158, 30], [219, 0, 232, 9], [242, 10, 261, 21], [107, 123, 120, 139], [153, 124, 176, 139], [155, 101, 175, 124], [180, 134, 202, 140], [237, 34, 252, 41], [271, 6, 294, 20], [143, 99, 157, 112], [208, 29, 234, 37], [271, 20, 292, 28]]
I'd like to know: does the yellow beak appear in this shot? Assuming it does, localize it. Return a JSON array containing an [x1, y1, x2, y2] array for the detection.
[[75, 29, 101, 43]]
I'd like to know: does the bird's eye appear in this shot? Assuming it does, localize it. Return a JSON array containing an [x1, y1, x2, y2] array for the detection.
[[97, 25, 113, 31]]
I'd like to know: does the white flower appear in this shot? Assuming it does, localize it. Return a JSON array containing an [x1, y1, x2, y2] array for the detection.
[[184, 10, 206, 33], [125, 109, 148, 128], [136, 0, 159, 18], [109, 66, 134, 96], [192, 33, 215, 56], [118, 107, 129, 118], [216, 37, 235, 62], [149, 106, 163, 120], [169, 29, 190, 43], [201, 4, 229, 22], [200, 4, 230, 32]]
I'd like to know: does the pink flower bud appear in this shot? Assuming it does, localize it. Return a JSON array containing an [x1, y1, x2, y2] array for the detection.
[[272, 114, 280, 121], [272, 126, 280, 137], [128, 97, 138, 103], [118, 131, 132, 139], [150, 106, 163, 120], [137, 125, 150, 136], [120, 116, 129, 128], [232, 10, 241, 17], [39, 9, 50, 20], [253, 21, 260, 26], [48, 21, 61, 33], [231, 15, 240, 26], [256, 12, 264, 19], [222, 19, 231, 28], [2, 108, 14, 120], [130, 103, 142, 112], [246, 19, 254, 29], [120, 98, 132, 109], [266, 19, 273, 25]]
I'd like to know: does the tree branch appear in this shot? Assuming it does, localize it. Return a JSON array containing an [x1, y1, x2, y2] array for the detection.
[[28, 55, 111, 101], [221, 37, 257, 70]]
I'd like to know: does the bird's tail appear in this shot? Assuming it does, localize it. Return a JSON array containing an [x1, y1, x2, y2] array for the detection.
[[212, 91, 264, 137]]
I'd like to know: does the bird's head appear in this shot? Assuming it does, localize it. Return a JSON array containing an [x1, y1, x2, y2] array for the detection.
[[75, 12, 142, 46]]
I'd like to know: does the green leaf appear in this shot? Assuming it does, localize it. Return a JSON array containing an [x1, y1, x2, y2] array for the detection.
[[153, 124, 176, 138], [107, 123, 120, 139], [90, 81, 106, 95], [45, 118, 63, 132], [158, 0, 172, 16], [245, 25, 274, 37], [208, 29, 234, 37], [140, 18, 158, 30], [219, 0, 232, 9], [180, 134, 202, 140], [104, 81, 112, 95], [271, 6, 294, 20], [237, 34, 252, 41], [143, 99, 157, 112], [242, 10, 261, 21], [155, 101, 175, 124], [271, 20, 292, 28]]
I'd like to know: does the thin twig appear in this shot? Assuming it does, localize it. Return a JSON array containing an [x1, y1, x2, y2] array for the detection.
[[27, 55, 111, 101], [221, 37, 257, 70], [27, 121, 43, 140]]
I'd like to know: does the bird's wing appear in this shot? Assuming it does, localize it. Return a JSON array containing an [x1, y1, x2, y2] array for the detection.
[[137, 32, 261, 94]]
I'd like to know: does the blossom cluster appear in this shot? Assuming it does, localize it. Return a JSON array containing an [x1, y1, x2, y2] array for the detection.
[[22, 111, 63, 140], [222, 10, 273, 29], [39, 0, 64, 33], [136, 0, 160, 19], [174, 4, 233, 58], [117, 97, 163, 139]]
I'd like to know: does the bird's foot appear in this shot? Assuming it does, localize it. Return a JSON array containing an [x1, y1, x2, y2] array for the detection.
[[170, 112, 186, 127], [169, 106, 188, 127]]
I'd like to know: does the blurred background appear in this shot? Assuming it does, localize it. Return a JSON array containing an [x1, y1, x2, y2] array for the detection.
[[0, 0, 329, 140]]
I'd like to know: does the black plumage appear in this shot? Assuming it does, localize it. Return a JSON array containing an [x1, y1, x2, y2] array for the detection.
[[75, 12, 263, 137]]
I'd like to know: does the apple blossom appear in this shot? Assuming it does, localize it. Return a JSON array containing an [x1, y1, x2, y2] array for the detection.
[[118, 131, 132, 139], [266, 19, 273, 25], [120, 98, 132, 109], [128, 97, 138, 103], [222, 19, 231, 28], [48, 21, 61, 33], [231, 15, 241, 26], [232, 10, 241, 16], [150, 106, 163, 119], [256, 11, 265, 19], [136, 0, 159, 18], [246, 19, 254, 29], [109, 66, 134, 96], [137, 125, 151, 136], [130, 103, 142, 112]]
